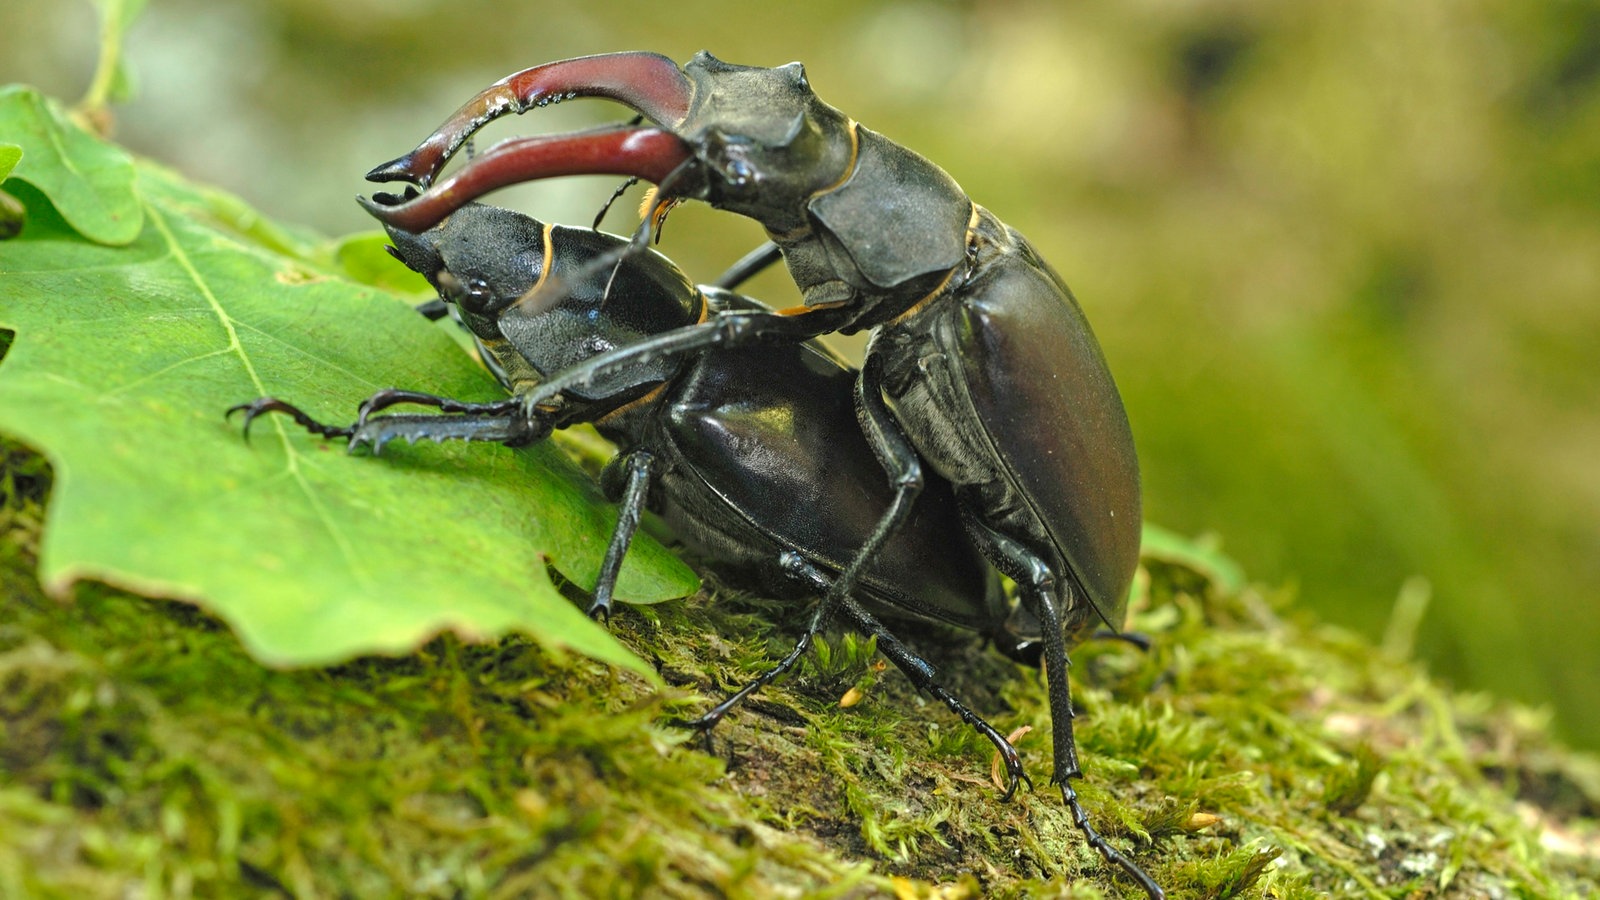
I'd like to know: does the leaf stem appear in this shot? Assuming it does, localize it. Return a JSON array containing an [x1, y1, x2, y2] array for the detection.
[[77, 0, 130, 128]]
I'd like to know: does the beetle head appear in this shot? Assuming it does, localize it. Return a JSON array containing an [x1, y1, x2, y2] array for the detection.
[[382, 201, 549, 345], [673, 53, 855, 230], [381, 202, 700, 413]]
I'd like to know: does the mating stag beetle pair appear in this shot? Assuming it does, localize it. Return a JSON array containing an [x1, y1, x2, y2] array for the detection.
[[244, 51, 1161, 897]]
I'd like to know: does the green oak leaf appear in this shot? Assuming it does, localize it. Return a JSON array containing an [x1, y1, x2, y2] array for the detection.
[[0, 144, 21, 240], [0, 85, 141, 245], [331, 231, 434, 295], [0, 160, 696, 676]]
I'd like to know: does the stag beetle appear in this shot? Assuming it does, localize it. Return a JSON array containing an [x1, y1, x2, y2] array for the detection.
[[361, 52, 1156, 896], [230, 201, 1053, 796]]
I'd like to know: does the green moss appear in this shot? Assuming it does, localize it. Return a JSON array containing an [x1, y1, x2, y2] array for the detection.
[[1, 437, 1595, 897]]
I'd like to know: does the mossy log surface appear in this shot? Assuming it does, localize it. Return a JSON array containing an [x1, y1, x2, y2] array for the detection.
[[1, 440, 1596, 899]]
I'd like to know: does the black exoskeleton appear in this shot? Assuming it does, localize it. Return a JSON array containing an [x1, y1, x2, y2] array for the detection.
[[360, 52, 1158, 896], [230, 202, 1042, 796]]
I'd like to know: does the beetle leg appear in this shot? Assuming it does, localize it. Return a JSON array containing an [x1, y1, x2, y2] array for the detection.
[[834, 596, 1034, 801], [361, 125, 692, 235], [588, 451, 656, 623], [712, 241, 784, 291], [592, 173, 641, 230], [367, 51, 693, 189], [351, 388, 520, 428], [670, 631, 817, 743], [800, 351, 926, 660], [227, 397, 354, 441], [961, 516, 1165, 899], [413, 298, 452, 322], [227, 397, 544, 452], [1090, 629, 1154, 653], [667, 549, 847, 740], [513, 305, 857, 421], [346, 411, 548, 454]]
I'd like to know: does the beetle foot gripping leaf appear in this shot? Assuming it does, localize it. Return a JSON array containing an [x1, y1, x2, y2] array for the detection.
[[228, 398, 357, 443]]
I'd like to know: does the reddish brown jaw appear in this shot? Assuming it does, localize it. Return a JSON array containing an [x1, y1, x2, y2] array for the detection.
[[359, 125, 692, 233], [365, 51, 693, 188]]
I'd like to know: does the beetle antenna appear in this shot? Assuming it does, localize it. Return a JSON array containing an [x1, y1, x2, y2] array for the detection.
[[593, 176, 640, 230], [591, 116, 647, 230], [598, 154, 698, 309], [598, 214, 653, 307]]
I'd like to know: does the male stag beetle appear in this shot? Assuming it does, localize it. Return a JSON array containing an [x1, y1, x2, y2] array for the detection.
[[360, 52, 1158, 896], [230, 202, 1043, 796]]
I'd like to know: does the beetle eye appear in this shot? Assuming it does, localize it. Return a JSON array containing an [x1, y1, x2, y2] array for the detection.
[[714, 143, 756, 190], [435, 270, 494, 313]]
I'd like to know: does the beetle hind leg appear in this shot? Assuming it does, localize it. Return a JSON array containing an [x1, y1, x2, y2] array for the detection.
[[835, 596, 1033, 800], [962, 515, 1166, 899], [755, 554, 1030, 797], [666, 550, 837, 741]]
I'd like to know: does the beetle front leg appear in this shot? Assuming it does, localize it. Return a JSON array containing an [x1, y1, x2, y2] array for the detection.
[[515, 305, 857, 416], [589, 451, 657, 622], [350, 389, 521, 427], [229, 394, 547, 453], [366, 52, 693, 189], [227, 397, 355, 442], [345, 411, 546, 453]]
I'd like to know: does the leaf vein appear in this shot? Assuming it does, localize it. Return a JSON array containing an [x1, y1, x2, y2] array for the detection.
[[146, 200, 375, 592]]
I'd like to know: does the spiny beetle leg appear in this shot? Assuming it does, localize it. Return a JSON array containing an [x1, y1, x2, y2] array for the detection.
[[226, 397, 354, 442], [964, 513, 1164, 899], [1090, 629, 1154, 653], [836, 596, 1034, 801], [354, 389, 521, 427], [366, 51, 692, 189], [346, 411, 548, 455], [587, 451, 656, 622]]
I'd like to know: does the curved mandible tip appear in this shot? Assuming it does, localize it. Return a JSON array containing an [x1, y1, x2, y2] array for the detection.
[[359, 125, 692, 233], [366, 51, 693, 188]]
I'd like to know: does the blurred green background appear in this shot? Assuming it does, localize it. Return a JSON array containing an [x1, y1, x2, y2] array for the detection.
[[5, 0, 1597, 749]]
